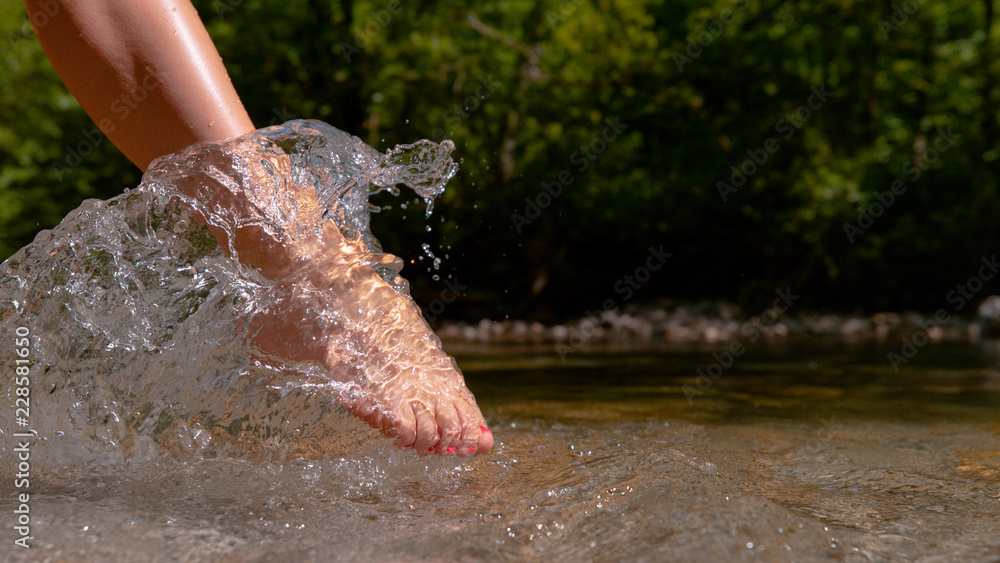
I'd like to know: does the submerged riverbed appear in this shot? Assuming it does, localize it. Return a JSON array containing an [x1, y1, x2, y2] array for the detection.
[[2, 340, 997, 562]]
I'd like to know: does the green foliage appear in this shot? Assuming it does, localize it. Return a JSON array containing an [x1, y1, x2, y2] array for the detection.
[[2, 0, 1000, 318], [0, 2, 139, 259]]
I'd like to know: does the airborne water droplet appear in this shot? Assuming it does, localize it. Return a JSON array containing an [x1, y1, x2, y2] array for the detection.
[[419, 242, 444, 272]]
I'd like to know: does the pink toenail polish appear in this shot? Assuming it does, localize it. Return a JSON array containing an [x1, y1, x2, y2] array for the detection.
[[480, 425, 491, 434], [428, 446, 435, 452], [467, 446, 476, 453], [446, 446, 455, 453]]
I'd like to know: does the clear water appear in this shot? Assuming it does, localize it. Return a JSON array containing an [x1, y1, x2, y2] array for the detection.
[[0, 120, 458, 469], [1, 341, 998, 561], [1, 122, 998, 561]]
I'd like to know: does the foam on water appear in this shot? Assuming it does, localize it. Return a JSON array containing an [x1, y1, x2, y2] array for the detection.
[[0, 120, 457, 468]]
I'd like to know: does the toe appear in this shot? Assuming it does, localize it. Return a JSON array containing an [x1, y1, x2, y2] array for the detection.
[[411, 401, 439, 454], [455, 416, 482, 458], [434, 404, 462, 454], [392, 404, 418, 448]]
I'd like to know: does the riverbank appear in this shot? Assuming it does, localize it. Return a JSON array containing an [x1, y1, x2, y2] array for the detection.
[[435, 296, 1000, 345]]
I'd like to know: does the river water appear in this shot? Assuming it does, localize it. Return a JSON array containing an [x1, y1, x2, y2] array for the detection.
[[1, 121, 997, 561], [1, 340, 998, 561]]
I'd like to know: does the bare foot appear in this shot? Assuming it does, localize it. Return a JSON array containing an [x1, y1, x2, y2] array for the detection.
[[248, 238, 494, 455], [161, 135, 492, 456], [318, 258, 494, 456], [250, 224, 493, 457]]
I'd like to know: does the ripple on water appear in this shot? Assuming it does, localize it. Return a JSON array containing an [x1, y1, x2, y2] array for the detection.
[[0, 406, 997, 560]]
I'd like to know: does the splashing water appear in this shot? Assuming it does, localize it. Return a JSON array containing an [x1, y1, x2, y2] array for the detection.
[[0, 120, 458, 469], [2, 122, 998, 559]]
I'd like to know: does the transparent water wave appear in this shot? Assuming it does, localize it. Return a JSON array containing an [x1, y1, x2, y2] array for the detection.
[[0, 120, 458, 468]]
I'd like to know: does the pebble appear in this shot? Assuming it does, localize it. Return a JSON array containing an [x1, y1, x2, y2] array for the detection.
[[432, 296, 1000, 344]]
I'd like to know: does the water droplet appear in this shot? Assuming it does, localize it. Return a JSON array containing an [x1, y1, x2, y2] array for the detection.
[[5, 119, 465, 468]]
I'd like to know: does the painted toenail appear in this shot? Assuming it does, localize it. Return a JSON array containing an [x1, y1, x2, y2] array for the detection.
[[467, 446, 476, 453], [446, 446, 455, 453], [428, 446, 435, 452], [480, 425, 491, 434]]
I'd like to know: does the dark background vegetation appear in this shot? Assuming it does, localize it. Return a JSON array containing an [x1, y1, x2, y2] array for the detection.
[[2, 0, 999, 322]]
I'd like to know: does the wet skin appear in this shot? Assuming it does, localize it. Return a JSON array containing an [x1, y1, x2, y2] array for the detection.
[[28, 0, 492, 456], [168, 144, 494, 457]]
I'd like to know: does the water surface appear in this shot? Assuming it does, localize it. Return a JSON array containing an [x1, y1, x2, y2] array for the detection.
[[3, 340, 998, 562], [1, 121, 996, 561]]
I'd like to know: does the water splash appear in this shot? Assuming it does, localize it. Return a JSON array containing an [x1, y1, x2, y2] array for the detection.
[[421, 242, 443, 275], [0, 120, 458, 469], [372, 140, 458, 217]]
